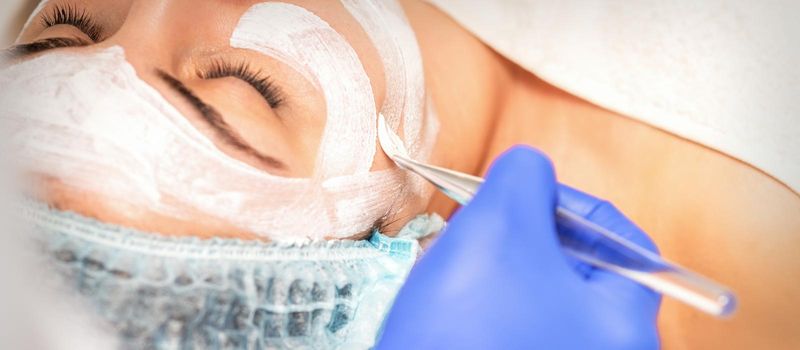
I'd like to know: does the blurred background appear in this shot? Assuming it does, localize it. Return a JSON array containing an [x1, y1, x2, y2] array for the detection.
[[1, 0, 36, 48]]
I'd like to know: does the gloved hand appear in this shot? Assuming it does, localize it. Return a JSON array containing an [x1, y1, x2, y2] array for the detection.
[[376, 146, 661, 350]]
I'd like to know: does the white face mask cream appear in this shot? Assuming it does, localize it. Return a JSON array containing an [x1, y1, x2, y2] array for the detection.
[[337, 0, 440, 194], [3, 0, 437, 241], [231, 1, 438, 192], [232, 2, 378, 178], [0, 48, 407, 241]]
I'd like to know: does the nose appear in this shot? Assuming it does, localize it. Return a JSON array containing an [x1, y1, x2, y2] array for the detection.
[[93, 0, 182, 77]]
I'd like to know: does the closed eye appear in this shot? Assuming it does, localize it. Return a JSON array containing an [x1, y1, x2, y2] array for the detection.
[[41, 4, 103, 42], [197, 60, 285, 109], [4, 4, 101, 59], [4, 37, 89, 58]]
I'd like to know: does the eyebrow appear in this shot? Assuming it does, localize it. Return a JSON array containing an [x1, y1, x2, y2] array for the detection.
[[155, 69, 287, 171]]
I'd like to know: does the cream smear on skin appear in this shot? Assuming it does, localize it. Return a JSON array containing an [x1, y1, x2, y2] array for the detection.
[[4, 1, 437, 241], [231, 1, 438, 180], [231, 3, 378, 177], [338, 0, 439, 196], [1, 48, 406, 241], [339, 0, 437, 158]]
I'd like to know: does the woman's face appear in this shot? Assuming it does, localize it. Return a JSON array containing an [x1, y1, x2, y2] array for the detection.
[[7, 0, 432, 240]]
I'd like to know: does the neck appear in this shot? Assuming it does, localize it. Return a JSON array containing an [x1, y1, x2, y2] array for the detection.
[[405, 0, 617, 218]]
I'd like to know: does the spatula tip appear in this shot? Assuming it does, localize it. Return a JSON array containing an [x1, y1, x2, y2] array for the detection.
[[377, 113, 410, 160]]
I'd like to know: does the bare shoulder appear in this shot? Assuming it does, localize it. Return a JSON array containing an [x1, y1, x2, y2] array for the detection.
[[620, 120, 800, 350], [622, 121, 800, 350], [501, 68, 800, 349]]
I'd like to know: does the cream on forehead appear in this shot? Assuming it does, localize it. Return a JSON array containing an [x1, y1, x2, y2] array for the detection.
[[1, 47, 409, 241], [230, 2, 377, 178]]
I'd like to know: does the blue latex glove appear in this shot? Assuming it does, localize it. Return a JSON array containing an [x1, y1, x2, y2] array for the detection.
[[376, 146, 661, 350]]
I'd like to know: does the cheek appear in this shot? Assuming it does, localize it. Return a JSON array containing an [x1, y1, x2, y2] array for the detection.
[[37, 176, 259, 240], [370, 138, 396, 172], [285, 96, 327, 175]]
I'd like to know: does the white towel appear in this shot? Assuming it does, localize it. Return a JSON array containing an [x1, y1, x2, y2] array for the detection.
[[426, 0, 800, 192]]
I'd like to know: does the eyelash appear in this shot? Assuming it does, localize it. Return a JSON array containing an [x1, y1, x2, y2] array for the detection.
[[5, 37, 87, 57], [40, 4, 103, 42], [199, 60, 284, 108]]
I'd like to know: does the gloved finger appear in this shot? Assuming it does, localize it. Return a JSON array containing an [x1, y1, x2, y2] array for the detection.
[[417, 146, 563, 296], [557, 185, 662, 302], [558, 185, 659, 254], [465, 145, 573, 274]]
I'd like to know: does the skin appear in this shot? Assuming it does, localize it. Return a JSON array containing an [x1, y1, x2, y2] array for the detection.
[[12, 0, 407, 239], [7, 0, 800, 348], [401, 1, 800, 349]]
